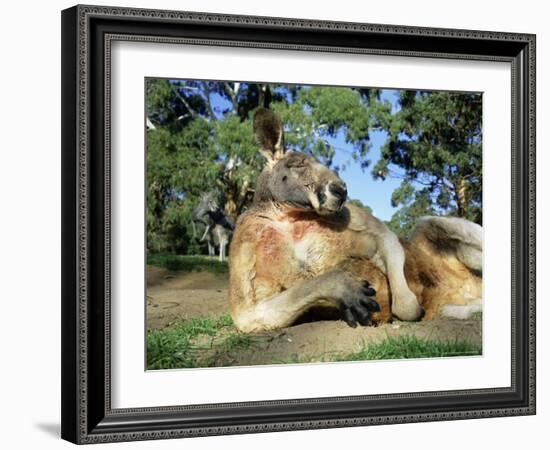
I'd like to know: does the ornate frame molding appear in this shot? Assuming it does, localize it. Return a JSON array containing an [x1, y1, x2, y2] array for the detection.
[[61, 4, 536, 444]]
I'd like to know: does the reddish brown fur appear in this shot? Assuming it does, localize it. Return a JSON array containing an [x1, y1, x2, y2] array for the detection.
[[229, 108, 480, 330], [229, 205, 481, 325], [337, 235, 481, 323]]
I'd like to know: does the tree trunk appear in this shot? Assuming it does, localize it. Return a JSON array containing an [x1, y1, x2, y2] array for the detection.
[[455, 178, 468, 217], [224, 184, 239, 221]]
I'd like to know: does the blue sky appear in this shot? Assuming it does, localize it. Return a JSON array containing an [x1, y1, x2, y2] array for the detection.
[[331, 126, 401, 220], [328, 89, 401, 220]]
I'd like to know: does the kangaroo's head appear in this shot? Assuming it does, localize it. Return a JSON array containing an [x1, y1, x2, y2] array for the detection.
[[252, 108, 347, 215], [199, 191, 220, 212]]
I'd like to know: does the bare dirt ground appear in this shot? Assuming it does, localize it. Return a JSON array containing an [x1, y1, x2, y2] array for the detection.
[[147, 266, 228, 329], [147, 267, 482, 366]]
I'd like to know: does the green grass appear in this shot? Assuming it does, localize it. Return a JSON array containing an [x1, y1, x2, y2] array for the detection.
[[147, 254, 228, 274], [147, 314, 244, 369], [147, 317, 481, 370], [338, 335, 481, 362], [267, 336, 481, 366]]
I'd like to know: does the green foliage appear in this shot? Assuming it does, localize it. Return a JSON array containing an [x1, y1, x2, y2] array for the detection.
[[270, 87, 383, 167], [186, 238, 203, 256], [375, 91, 482, 232], [385, 189, 435, 237], [146, 79, 380, 254], [146, 80, 482, 253]]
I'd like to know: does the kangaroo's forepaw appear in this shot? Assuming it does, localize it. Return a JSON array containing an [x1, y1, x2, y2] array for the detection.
[[340, 281, 380, 328]]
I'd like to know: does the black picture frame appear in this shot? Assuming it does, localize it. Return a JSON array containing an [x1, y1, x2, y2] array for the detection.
[[61, 4, 536, 444]]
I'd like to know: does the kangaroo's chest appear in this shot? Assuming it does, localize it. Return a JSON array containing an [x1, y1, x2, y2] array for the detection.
[[258, 216, 348, 277], [292, 232, 335, 273]]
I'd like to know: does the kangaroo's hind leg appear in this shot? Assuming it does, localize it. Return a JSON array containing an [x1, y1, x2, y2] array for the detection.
[[415, 216, 482, 272], [412, 216, 483, 320]]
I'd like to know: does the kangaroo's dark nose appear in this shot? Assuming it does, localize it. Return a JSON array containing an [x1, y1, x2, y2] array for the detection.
[[328, 181, 348, 202]]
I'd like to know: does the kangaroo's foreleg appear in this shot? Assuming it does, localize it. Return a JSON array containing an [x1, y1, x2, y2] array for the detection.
[[200, 224, 211, 242], [373, 232, 424, 321], [231, 270, 380, 333]]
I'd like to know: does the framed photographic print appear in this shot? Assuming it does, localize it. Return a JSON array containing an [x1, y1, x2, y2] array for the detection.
[[61, 4, 536, 444]]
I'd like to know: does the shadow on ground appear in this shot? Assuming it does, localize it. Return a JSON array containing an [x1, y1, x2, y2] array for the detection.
[[35, 423, 60, 438]]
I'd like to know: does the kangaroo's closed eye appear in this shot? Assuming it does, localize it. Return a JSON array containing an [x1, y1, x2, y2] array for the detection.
[[285, 157, 306, 168], [290, 166, 307, 175]]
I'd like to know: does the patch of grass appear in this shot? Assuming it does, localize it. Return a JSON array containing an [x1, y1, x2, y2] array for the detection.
[[262, 336, 481, 366], [338, 335, 482, 362], [470, 311, 483, 320], [147, 317, 482, 370], [147, 314, 248, 369], [217, 333, 253, 352], [147, 254, 228, 274]]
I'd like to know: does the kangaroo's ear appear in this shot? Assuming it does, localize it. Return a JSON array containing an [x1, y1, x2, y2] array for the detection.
[[253, 108, 285, 164]]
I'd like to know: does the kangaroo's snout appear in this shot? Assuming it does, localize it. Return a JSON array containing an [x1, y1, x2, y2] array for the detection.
[[329, 181, 348, 204], [317, 180, 348, 214]]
